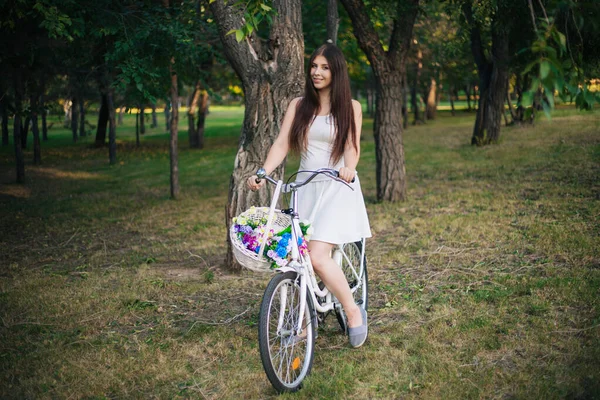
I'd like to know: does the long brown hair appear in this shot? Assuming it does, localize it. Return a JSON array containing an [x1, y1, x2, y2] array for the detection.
[[289, 44, 357, 165]]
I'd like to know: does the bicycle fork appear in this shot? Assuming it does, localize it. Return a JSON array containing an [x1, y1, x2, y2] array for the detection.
[[275, 269, 308, 338]]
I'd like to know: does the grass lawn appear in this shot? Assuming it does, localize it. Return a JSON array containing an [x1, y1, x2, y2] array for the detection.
[[0, 105, 599, 399]]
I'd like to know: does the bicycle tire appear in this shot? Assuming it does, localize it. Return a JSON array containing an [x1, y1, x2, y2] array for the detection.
[[258, 271, 316, 393], [335, 240, 368, 334]]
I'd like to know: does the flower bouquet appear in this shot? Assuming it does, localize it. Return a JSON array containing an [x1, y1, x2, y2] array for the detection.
[[231, 206, 313, 271]]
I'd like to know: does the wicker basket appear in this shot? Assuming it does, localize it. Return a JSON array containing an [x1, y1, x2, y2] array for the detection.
[[230, 207, 291, 273]]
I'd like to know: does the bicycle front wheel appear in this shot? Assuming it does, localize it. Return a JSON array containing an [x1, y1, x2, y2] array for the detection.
[[258, 271, 316, 393]]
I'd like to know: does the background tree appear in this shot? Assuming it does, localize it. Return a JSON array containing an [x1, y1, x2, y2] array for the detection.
[[209, 0, 305, 268], [339, 0, 420, 201]]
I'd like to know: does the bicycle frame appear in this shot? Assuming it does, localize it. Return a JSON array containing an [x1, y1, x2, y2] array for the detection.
[[261, 169, 366, 336]]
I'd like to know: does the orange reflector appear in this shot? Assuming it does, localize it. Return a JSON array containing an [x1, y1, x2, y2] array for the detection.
[[292, 357, 301, 370]]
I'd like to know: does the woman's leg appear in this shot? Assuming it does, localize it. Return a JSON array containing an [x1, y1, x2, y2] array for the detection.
[[308, 240, 363, 328]]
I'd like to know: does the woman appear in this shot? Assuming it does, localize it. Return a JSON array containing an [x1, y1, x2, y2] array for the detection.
[[248, 43, 372, 348]]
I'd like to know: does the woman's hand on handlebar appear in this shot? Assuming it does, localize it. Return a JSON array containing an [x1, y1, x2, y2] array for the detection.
[[338, 167, 356, 183], [247, 175, 266, 191]]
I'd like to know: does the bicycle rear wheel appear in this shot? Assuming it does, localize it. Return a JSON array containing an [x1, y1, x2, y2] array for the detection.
[[335, 240, 368, 333], [258, 271, 316, 393]]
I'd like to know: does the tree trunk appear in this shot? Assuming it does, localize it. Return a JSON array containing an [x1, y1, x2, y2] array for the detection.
[[374, 73, 407, 201], [464, 2, 510, 145], [139, 105, 145, 134], [425, 77, 437, 120], [465, 84, 471, 111], [164, 99, 171, 132], [71, 97, 78, 142], [79, 100, 85, 136], [506, 89, 516, 124], [135, 108, 140, 147], [22, 115, 30, 149], [107, 90, 117, 164], [63, 99, 71, 128], [1, 95, 8, 145], [210, 0, 305, 268], [515, 73, 525, 123], [402, 83, 409, 129], [151, 104, 158, 128], [188, 81, 201, 148], [96, 93, 109, 146], [449, 86, 456, 116], [327, 0, 339, 44], [118, 106, 124, 125], [13, 70, 25, 183], [411, 49, 423, 124], [472, 29, 509, 145], [41, 92, 48, 141], [340, 0, 419, 201], [169, 61, 180, 199], [197, 90, 208, 149], [31, 94, 41, 165]]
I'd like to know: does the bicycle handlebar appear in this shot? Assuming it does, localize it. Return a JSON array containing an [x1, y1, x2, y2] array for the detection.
[[255, 168, 354, 192]]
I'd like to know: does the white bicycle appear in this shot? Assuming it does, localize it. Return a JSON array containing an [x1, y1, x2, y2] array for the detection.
[[253, 168, 368, 393]]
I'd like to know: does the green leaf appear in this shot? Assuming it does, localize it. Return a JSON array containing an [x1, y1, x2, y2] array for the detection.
[[542, 101, 551, 119], [260, 4, 272, 11], [522, 60, 537, 75], [136, 83, 144, 92], [540, 61, 550, 80], [235, 29, 244, 42], [557, 32, 566, 51], [521, 91, 534, 108]]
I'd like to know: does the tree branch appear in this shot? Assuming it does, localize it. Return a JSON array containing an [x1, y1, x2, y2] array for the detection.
[[208, 0, 259, 84], [388, 0, 420, 64], [339, 0, 387, 72], [462, 1, 487, 70]]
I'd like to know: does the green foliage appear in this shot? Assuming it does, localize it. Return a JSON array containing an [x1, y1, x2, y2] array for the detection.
[[520, 4, 600, 116], [222, 0, 277, 42]]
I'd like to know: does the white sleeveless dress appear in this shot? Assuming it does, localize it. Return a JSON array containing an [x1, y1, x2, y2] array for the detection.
[[296, 114, 372, 244]]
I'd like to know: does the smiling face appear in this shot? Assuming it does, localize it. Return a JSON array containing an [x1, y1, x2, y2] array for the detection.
[[310, 55, 332, 91]]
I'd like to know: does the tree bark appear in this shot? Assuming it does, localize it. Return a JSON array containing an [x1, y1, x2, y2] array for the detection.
[[197, 90, 208, 149], [136, 108, 140, 147], [139, 105, 145, 134], [425, 77, 437, 120], [464, 3, 510, 145], [31, 94, 41, 165], [411, 49, 423, 125], [506, 89, 516, 124], [96, 93, 108, 146], [63, 99, 71, 128], [449, 86, 456, 116], [340, 0, 419, 201], [107, 90, 117, 164], [79, 100, 85, 136], [465, 84, 471, 111], [71, 97, 78, 142], [22, 115, 30, 149], [210, 0, 305, 268], [164, 99, 170, 132], [151, 104, 158, 128], [13, 69, 25, 183], [402, 83, 408, 129], [327, 0, 339, 44], [188, 81, 201, 148], [41, 92, 48, 141], [169, 60, 179, 199], [1, 93, 8, 145]]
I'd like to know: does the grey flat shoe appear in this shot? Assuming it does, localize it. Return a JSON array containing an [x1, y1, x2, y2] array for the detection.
[[348, 306, 368, 348]]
